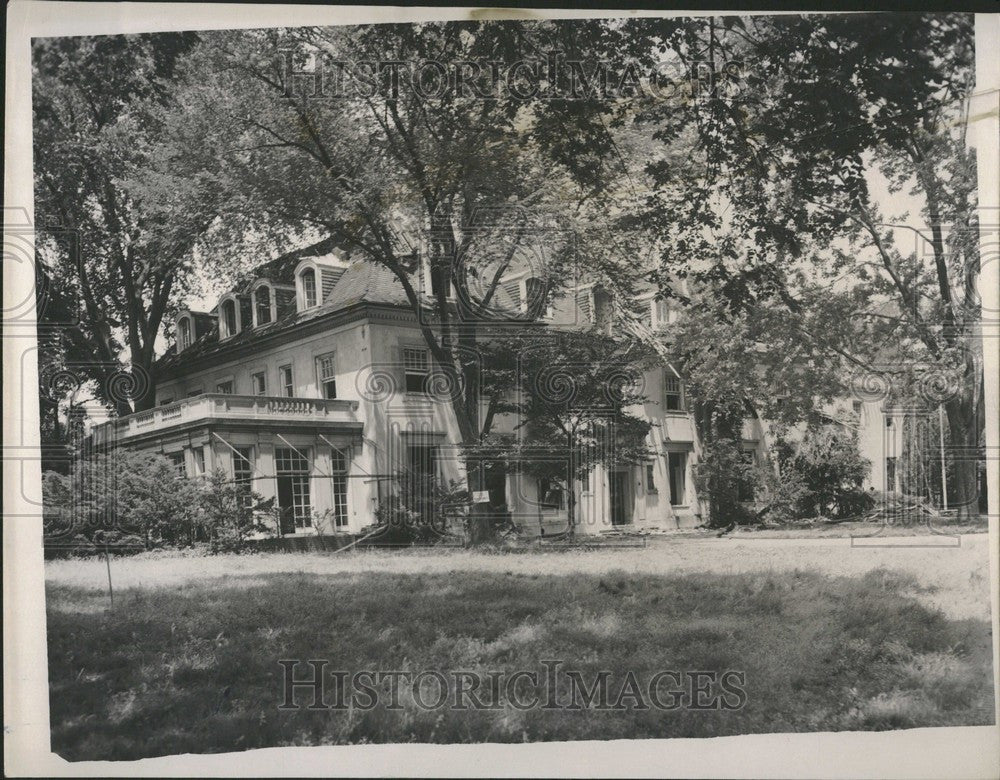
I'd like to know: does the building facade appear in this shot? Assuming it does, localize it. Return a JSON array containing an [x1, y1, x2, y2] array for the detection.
[[93, 242, 893, 538]]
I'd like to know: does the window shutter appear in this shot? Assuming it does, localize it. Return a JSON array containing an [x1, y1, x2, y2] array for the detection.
[[576, 290, 592, 323], [502, 279, 521, 311]]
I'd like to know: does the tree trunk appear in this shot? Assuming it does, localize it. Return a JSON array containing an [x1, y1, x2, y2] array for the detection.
[[943, 392, 980, 521], [132, 376, 157, 412], [566, 478, 577, 538], [465, 456, 493, 545]]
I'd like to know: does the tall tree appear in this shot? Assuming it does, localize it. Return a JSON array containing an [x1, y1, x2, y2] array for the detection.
[[633, 13, 984, 519], [154, 21, 660, 538], [480, 328, 654, 535], [32, 32, 213, 415]]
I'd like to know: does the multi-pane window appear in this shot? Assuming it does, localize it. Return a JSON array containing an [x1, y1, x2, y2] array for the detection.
[[255, 286, 272, 326], [316, 353, 337, 399], [279, 364, 294, 397], [159, 397, 174, 406], [403, 347, 429, 393], [668, 452, 686, 506], [301, 269, 317, 309], [168, 451, 186, 478], [252, 371, 267, 396], [653, 298, 672, 328], [275, 447, 311, 528], [664, 375, 683, 411], [216, 380, 234, 394], [645, 462, 657, 493], [187, 389, 203, 397], [178, 318, 192, 350], [330, 448, 349, 528], [221, 299, 238, 337], [233, 447, 253, 490], [193, 447, 205, 476]]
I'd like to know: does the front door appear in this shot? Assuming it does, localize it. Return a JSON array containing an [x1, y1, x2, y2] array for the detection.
[[610, 470, 630, 525]]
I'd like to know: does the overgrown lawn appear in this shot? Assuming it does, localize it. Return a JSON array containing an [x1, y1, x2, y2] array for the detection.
[[46, 566, 994, 759]]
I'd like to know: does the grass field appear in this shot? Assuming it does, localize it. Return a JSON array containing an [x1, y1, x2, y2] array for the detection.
[[46, 537, 995, 760]]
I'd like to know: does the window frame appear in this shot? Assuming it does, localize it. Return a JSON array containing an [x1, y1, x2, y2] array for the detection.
[[315, 352, 338, 399], [232, 446, 253, 487], [275, 446, 312, 529], [192, 447, 206, 476], [167, 451, 186, 478], [664, 374, 684, 412], [251, 371, 267, 396], [177, 316, 192, 351], [253, 283, 274, 327], [219, 296, 240, 339], [403, 346, 430, 395], [330, 447, 349, 529], [216, 379, 234, 394], [653, 297, 672, 329], [301, 267, 318, 309], [279, 363, 294, 398]]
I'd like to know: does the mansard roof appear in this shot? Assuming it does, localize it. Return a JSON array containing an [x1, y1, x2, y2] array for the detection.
[[159, 234, 569, 376], [237, 235, 346, 289], [157, 258, 419, 373]]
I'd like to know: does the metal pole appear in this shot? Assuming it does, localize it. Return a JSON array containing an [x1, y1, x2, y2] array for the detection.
[[938, 404, 948, 510], [104, 545, 114, 608], [211, 431, 265, 478]]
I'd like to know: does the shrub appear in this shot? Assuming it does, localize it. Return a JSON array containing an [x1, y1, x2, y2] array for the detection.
[[778, 426, 874, 519], [754, 459, 810, 523], [362, 474, 466, 545], [693, 440, 758, 527], [42, 450, 202, 552], [199, 469, 272, 553]]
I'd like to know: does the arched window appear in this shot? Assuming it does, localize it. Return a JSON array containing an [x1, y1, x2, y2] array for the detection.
[[301, 268, 317, 309], [221, 299, 238, 338], [178, 317, 192, 350], [254, 285, 272, 326]]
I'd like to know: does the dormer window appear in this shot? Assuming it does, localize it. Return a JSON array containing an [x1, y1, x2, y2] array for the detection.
[[423, 257, 454, 301], [524, 277, 546, 315], [652, 297, 672, 329], [254, 284, 273, 327], [301, 269, 317, 309], [219, 297, 239, 340], [177, 316, 192, 352], [295, 256, 347, 312]]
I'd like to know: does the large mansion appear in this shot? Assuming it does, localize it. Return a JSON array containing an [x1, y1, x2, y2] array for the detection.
[[92, 241, 897, 538]]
